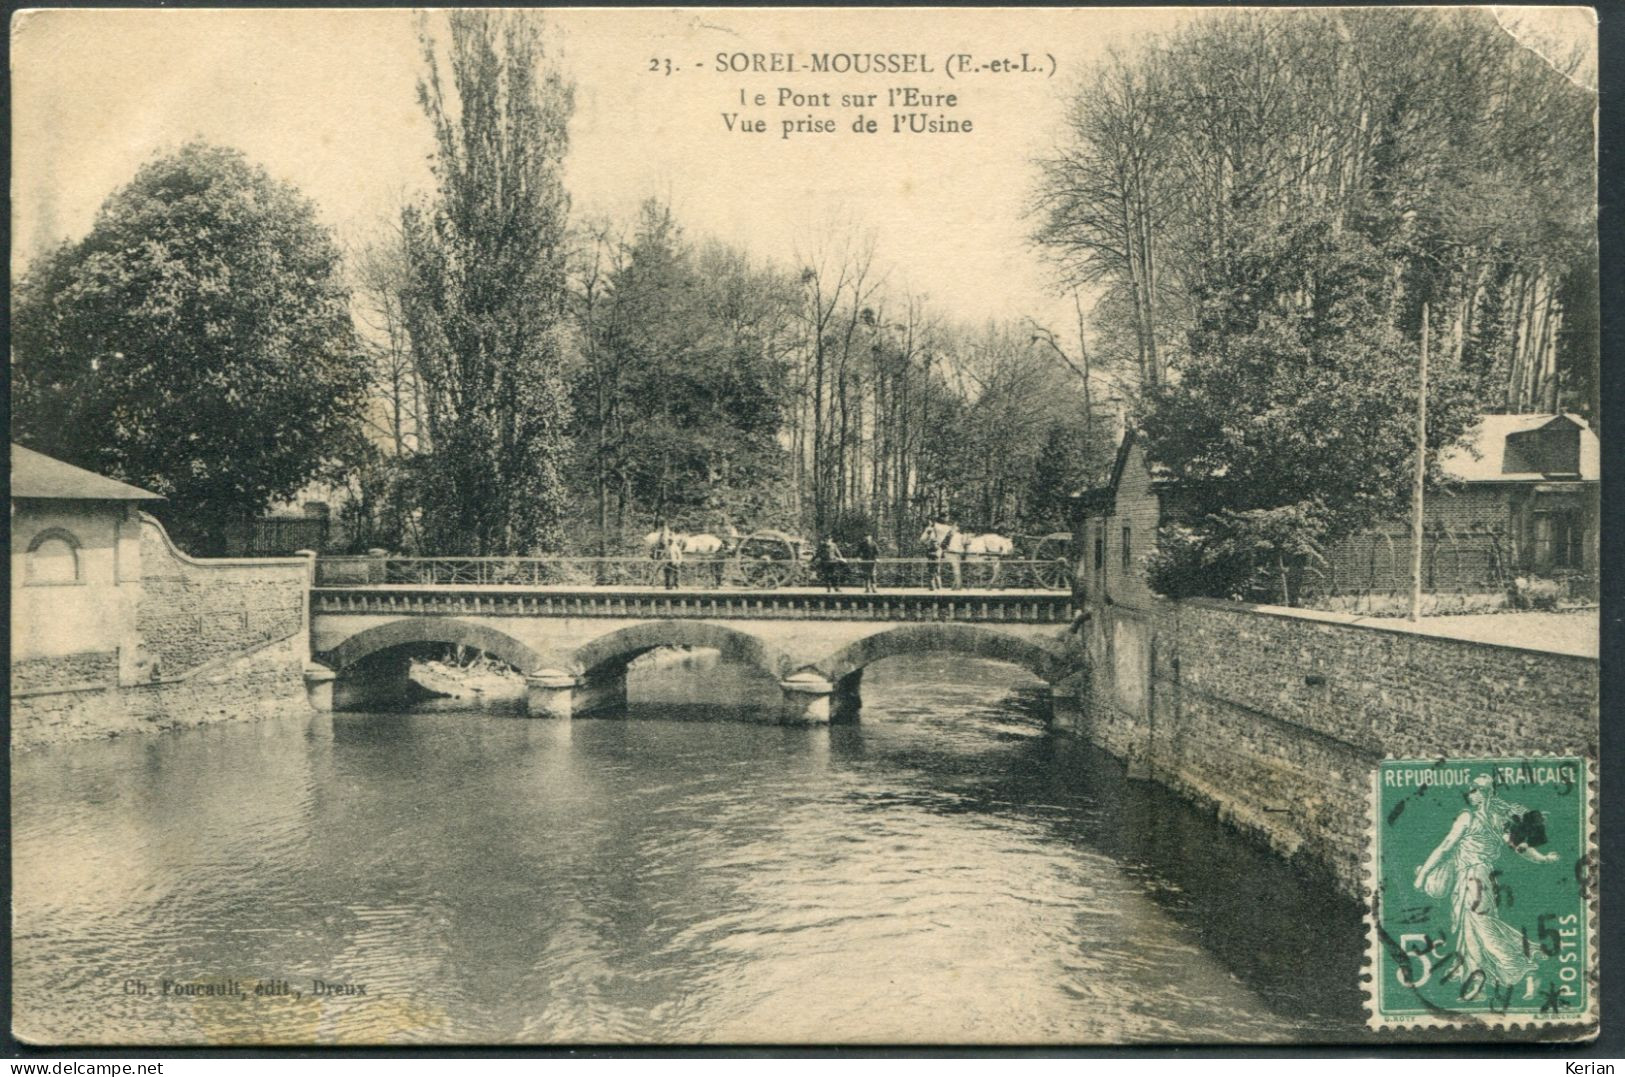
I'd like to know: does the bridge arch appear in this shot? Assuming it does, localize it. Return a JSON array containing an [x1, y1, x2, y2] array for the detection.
[[814, 623, 1072, 686], [571, 621, 790, 683], [319, 617, 544, 676]]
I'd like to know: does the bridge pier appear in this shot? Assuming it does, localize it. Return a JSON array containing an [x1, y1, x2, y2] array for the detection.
[[779, 671, 836, 725], [832, 669, 862, 724], [574, 669, 628, 717], [303, 665, 337, 712], [525, 670, 579, 720]]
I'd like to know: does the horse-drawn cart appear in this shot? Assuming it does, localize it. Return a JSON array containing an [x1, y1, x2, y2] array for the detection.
[[956, 532, 1071, 589], [1017, 532, 1075, 590], [730, 529, 807, 588], [917, 522, 1073, 589]]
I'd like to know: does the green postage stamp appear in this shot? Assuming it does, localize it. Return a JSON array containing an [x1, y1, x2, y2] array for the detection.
[[1368, 756, 1595, 1032]]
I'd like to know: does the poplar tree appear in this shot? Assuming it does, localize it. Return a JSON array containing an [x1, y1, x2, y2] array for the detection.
[[400, 12, 575, 554]]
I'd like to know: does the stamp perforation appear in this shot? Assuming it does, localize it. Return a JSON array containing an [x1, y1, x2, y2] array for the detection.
[[1363, 752, 1598, 1036]]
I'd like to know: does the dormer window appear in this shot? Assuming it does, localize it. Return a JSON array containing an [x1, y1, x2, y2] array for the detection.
[[1505, 418, 1582, 477]]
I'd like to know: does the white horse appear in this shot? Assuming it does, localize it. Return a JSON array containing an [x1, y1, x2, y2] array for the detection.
[[918, 522, 1013, 588], [640, 530, 725, 556], [918, 522, 1015, 558], [682, 532, 725, 556]]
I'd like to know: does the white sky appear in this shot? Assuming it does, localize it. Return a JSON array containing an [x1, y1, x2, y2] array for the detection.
[[10, 7, 1596, 335], [9, 7, 1208, 334]]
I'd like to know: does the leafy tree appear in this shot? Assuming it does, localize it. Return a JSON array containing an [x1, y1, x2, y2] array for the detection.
[[1032, 8, 1592, 602], [1139, 214, 1481, 602], [400, 11, 575, 554], [1034, 8, 1596, 418], [1022, 417, 1110, 534], [572, 201, 795, 546], [12, 141, 365, 554]]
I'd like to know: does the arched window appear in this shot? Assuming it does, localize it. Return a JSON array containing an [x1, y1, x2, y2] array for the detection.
[[27, 528, 81, 585]]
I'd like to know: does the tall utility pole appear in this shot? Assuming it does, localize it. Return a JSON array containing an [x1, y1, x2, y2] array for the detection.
[[1073, 292, 1094, 455], [1409, 303, 1429, 622]]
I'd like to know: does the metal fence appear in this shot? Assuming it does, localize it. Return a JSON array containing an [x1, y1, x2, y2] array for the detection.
[[313, 555, 1074, 592], [225, 516, 330, 557], [1269, 529, 1597, 614]]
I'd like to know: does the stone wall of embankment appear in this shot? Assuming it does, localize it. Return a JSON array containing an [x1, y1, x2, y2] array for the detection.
[[1056, 597, 1598, 896]]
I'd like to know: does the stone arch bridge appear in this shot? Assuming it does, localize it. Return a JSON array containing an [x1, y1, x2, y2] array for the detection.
[[310, 585, 1084, 723]]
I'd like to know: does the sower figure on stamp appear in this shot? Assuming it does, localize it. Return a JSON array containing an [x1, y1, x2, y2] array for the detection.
[[816, 535, 845, 593], [857, 533, 879, 593], [1413, 773, 1560, 991]]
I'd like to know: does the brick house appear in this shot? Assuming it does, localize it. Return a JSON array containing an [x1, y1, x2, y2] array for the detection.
[[1069, 429, 1180, 611], [1070, 414, 1600, 604], [1428, 413, 1600, 575]]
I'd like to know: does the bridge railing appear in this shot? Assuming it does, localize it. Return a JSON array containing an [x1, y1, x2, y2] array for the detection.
[[313, 555, 1074, 591]]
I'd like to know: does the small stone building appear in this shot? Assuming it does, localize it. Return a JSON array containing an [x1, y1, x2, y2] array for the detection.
[[11, 444, 163, 691], [11, 444, 318, 748]]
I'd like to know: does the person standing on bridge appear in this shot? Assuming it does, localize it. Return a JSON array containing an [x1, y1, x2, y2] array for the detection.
[[857, 533, 880, 593], [928, 527, 953, 591], [652, 524, 682, 590], [816, 536, 845, 593]]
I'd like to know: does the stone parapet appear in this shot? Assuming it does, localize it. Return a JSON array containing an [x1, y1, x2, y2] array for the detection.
[[310, 586, 1074, 625]]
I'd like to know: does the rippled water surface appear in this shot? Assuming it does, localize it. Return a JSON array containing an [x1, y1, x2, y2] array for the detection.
[[13, 658, 1364, 1045]]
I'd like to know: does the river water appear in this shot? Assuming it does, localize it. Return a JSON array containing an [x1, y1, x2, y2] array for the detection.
[[13, 657, 1363, 1045]]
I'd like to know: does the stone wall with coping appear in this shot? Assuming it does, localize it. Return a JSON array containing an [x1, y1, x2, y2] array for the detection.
[[1058, 597, 1597, 895], [136, 515, 308, 679], [11, 513, 313, 750]]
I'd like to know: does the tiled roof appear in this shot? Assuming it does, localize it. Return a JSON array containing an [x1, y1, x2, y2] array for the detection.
[[11, 444, 163, 501], [1439, 414, 1600, 483]]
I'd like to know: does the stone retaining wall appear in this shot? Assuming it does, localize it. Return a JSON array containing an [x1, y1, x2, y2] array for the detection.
[[1058, 598, 1598, 895], [11, 635, 308, 750], [11, 515, 312, 750], [137, 517, 307, 679], [12, 651, 119, 695]]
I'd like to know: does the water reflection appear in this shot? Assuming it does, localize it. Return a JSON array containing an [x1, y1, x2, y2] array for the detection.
[[12, 657, 1363, 1045]]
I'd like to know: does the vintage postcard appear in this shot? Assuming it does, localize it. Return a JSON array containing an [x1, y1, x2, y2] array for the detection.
[[9, 5, 1601, 1049]]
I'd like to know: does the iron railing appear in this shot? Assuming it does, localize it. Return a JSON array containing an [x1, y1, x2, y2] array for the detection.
[[1250, 529, 1597, 614], [225, 516, 330, 557], [313, 555, 1075, 592]]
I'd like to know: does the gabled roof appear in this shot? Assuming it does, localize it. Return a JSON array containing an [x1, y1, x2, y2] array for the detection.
[[1101, 427, 1140, 498], [1439, 414, 1600, 483], [11, 444, 163, 501], [1070, 428, 1176, 512], [1069, 413, 1600, 518]]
